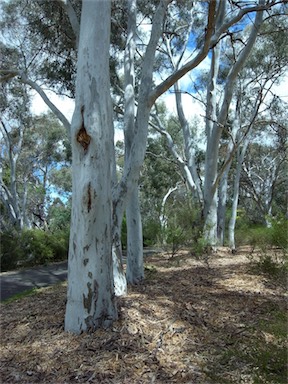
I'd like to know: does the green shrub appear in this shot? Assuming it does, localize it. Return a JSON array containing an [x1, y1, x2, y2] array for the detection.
[[143, 219, 161, 247], [163, 224, 186, 257], [235, 217, 287, 281], [249, 226, 273, 251], [0, 231, 22, 271], [46, 230, 69, 261], [20, 229, 69, 266], [0, 228, 69, 271], [20, 229, 54, 266], [270, 216, 288, 250]]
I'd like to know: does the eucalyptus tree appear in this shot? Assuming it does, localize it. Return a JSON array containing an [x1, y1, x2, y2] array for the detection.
[[2, 0, 286, 333], [222, 15, 288, 248], [153, 0, 287, 247], [240, 122, 287, 227], [0, 108, 70, 231], [140, 130, 183, 243], [0, 74, 32, 230]]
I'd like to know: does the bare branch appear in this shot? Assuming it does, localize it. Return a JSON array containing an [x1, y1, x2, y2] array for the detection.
[[57, 0, 80, 49], [149, 0, 217, 105], [0, 69, 71, 135]]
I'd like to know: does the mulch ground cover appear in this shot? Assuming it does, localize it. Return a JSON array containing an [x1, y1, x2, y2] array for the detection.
[[1, 247, 287, 383]]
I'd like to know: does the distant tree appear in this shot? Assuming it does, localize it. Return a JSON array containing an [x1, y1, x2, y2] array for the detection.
[[0, 109, 70, 231], [240, 136, 287, 226]]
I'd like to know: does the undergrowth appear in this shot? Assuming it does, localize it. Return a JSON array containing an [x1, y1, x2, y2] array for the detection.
[[207, 307, 287, 383]]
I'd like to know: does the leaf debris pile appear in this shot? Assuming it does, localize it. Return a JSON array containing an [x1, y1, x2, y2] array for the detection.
[[1, 247, 287, 383]]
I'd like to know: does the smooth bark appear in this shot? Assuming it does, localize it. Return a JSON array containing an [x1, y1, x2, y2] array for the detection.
[[203, 0, 264, 246], [65, 0, 117, 333], [228, 140, 248, 250], [0, 120, 24, 229], [123, 0, 144, 284]]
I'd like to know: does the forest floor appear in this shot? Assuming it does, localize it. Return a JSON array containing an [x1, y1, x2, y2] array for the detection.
[[1, 246, 287, 384]]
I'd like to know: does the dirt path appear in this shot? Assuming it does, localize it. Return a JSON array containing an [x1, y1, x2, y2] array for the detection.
[[1, 247, 287, 383]]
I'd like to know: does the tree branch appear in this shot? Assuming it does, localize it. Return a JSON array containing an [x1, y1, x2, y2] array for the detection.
[[0, 69, 71, 135], [149, 0, 217, 105], [58, 0, 80, 49]]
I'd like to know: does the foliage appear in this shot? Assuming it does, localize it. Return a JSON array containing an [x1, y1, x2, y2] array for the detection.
[[233, 214, 288, 283], [270, 216, 288, 250], [0, 110, 71, 231], [161, 198, 203, 257], [0, 230, 22, 271], [235, 213, 287, 245], [0, 228, 68, 272], [207, 300, 287, 384], [121, 215, 127, 250], [240, 138, 287, 224], [47, 198, 71, 232], [140, 136, 180, 223], [142, 218, 161, 247]]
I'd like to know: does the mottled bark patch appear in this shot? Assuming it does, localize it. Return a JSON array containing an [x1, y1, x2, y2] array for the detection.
[[83, 280, 99, 332], [83, 282, 93, 313], [83, 258, 89, 266], [87, 182, 92, 212], [82, 183, 93, 213], [83, 243, 91, 253]]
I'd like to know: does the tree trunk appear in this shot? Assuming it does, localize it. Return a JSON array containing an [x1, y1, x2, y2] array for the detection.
[[0, 120, 24, 229], [174, 82, 203, 204], [217, 107, 240, 244], [204, 2, 264, 246], [122, 0, 144, 285], [112, 244, 127, 296], [228, 141, 248, 250], [126, 186, 144, 284], [65, 0, 117, 334], [203, 40, 222, 246], [160, 186, 178, 235], [217, 168, 229, 245]]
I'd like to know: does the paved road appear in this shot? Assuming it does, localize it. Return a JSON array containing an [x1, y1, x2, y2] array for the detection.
[[0, 261, 68, 301], [0, 249, 161, 302]]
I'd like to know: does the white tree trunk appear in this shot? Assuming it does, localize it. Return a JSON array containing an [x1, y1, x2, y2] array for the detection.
[[217, 168, 229, 245], [126, 186, 144, 284], [0, 120, 24, 229], [122, 0, 144, 285], [217, 106, 240, 244], [228, 141, 248, 250], [174, 82, 203, 204], [160, 186, 178, 232], [204, 2, 264, 246], [112, 244, 127, 296], [203, 39, 222, 246], [65, 0, 117, 333]]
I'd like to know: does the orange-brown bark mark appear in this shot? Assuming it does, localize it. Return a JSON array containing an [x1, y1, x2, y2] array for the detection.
[[77, 126, 91, 150], [76, 106, 91, 151]]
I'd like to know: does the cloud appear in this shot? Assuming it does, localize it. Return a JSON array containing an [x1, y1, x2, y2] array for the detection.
[[30, 91, 74, 122]]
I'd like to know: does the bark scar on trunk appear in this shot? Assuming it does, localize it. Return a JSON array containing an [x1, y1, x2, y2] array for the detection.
[[76, 106, 91, 151], [87, 182, 92, 212], [83, 282, 93, 313]]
